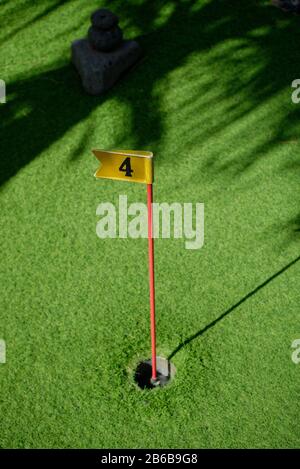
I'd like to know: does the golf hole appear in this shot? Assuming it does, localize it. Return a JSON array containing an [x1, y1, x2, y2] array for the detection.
[[134, 356, 176, 390]]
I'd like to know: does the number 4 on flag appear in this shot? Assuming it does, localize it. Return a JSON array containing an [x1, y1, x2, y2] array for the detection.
[[119, 157, 133, 177], [93, 149, 153, 184]]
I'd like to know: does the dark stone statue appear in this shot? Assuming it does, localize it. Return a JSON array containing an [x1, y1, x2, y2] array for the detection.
[[71, 8, 141, 95]]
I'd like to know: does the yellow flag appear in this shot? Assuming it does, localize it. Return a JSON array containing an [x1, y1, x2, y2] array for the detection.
[[93, 149, 153, 184]]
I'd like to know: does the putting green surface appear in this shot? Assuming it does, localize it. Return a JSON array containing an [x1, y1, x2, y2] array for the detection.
[[1, 0, 300, 448]]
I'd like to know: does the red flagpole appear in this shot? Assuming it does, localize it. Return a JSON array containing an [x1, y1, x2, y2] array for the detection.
[[147, 183, 157, 383]]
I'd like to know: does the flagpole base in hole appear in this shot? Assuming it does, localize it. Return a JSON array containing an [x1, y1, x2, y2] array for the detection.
[[134, 356, 176, 390], [150, 377, 160, 387]]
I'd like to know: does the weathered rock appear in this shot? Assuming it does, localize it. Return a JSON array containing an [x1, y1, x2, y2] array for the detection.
[[91, 8, 119, 30], [71, 38, 142, 95], [88, 25, 123, 52]]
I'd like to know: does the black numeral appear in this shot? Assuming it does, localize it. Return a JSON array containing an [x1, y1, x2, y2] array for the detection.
[[119, 157, 133, 177]]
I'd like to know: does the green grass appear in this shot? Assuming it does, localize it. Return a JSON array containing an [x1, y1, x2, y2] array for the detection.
[[1, 0, 300, 448]]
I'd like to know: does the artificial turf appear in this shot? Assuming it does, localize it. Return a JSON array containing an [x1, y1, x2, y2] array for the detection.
[[0, 0, 300, 448]]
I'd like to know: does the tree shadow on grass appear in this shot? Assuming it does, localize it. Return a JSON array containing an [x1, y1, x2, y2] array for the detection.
[[1, 0, 300, 203], [168, 253, 300, 360], [0, 63, 103, 188], [108, 0, 300, 164], [0, 0, 65, 44]]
